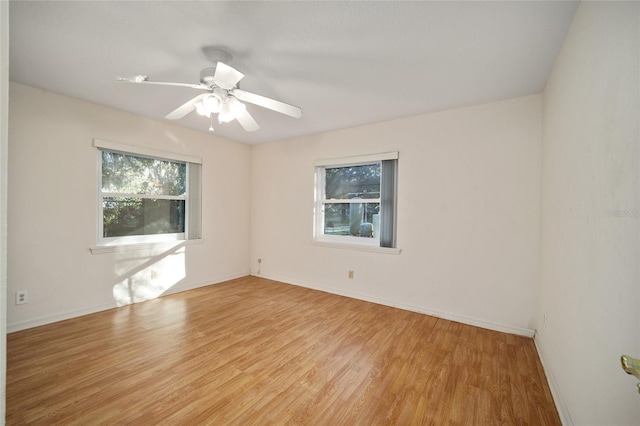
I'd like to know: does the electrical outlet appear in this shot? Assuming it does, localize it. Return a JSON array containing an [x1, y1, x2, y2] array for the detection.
[[348, 270, 354, 279], [16, 290, 28, 305]]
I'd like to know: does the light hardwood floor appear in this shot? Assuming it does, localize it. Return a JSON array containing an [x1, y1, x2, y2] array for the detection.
[[7, 276, 560, 425]]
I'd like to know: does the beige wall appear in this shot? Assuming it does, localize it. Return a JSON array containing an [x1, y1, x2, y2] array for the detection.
[[8, 84, 543, 338], [251, 94, 542, 336], [538, 2, 640, 424], [7, 83, 252, 331], [1, 0, 9, 420]]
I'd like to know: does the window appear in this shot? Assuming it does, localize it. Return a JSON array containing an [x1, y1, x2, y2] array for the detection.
[[93, 139, 202, 246], [314, 152, 398, 249]]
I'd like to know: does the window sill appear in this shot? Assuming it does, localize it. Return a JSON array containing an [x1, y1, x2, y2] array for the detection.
[[311, 240, 401, 255], [90, 239, 204, 255]]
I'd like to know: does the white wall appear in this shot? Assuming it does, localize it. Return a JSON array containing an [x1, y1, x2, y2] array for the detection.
[[7, 83, 251, 331], [251, 94, 542, 336], [537, 2, 640, 425], [1, 0, 9, 422]]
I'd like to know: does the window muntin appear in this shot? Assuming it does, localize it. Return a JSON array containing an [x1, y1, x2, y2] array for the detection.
[[98, 150, 190, 245]]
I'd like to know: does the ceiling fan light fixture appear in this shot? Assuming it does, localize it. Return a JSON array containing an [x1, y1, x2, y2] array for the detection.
[[202, 94, 222, 113], [227, 96, 246, 116], [195, 102, 210, 117], [218, 102, 235, 123]]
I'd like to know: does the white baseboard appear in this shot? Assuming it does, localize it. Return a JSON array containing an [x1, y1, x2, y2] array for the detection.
[[534, 338, 573, 425], [162, 271, 249, 296], [7, 301, 118, 333], [256, 272, 535, 338], [7, 271, 250, 333]]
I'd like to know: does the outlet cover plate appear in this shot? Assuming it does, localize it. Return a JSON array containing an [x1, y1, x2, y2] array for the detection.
[[16, 290, 28, 305]]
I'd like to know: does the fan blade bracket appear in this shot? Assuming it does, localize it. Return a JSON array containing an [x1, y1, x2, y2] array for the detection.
[[117, 74, 148, 83], [117, 77, 208, 91]]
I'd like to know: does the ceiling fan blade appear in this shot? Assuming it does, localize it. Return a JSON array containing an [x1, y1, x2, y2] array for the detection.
[[165, 94, 207, 120], [232, 89, 302, 118], [235, 108, 260, 132], [212, 62, 244, 89], [117, 76, 207, 91]]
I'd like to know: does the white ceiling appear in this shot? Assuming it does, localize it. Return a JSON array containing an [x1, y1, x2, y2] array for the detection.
[[9, 1, 578, 145]]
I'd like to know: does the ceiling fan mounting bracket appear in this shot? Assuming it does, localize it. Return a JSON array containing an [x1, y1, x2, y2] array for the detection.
[[201, 47, 233, 65]]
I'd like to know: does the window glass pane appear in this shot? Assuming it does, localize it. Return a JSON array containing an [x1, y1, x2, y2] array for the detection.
[[103, 197, 185, 237], [324, 202, 379, 237], [102, 152, 186, 196], [325, 164, 380, 200]]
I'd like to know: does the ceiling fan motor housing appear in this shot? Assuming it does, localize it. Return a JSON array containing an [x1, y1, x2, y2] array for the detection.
[[200, 66, 221, 88]]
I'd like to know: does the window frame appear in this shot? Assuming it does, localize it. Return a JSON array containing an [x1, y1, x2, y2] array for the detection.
[[313, 152, 399, 252], [93, 139, 202, 248]]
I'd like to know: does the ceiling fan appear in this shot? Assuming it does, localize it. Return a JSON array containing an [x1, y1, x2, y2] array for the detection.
[[117, 48, 302, 133]]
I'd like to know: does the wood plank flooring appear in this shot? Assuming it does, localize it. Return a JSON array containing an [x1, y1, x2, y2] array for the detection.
[[6, 276, 560, 425]]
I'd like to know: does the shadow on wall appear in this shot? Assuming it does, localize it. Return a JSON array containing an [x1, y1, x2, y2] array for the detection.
[[112, 242, 187, 306]]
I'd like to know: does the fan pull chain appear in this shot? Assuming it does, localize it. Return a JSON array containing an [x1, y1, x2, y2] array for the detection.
[[209, 114, 215, 132]]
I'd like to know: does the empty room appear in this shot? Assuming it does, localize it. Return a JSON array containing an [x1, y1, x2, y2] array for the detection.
[[0, 1, 639, 425]]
